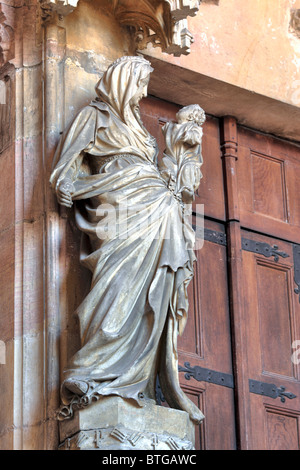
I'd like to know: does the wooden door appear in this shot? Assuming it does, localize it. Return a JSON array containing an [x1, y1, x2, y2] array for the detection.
[[241, 231, 300, 450], [235, 128, 300, 450], [179, 218, 236, 450], [140, 97, 300, 450]]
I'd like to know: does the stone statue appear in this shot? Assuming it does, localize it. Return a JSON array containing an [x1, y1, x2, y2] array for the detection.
[[50, 56, 205, 425]]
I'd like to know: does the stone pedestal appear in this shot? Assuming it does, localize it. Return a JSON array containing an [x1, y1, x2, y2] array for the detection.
[[59, 397, 195, 450]]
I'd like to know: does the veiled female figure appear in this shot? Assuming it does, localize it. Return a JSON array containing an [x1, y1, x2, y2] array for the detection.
[[50, 56, 204, 424]]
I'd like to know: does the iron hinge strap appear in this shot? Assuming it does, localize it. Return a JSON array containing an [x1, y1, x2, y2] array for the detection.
[[192, 225, 227, 246], [178, 362, 234, 389], [193, 226, 291, 265], [242, 238, 289, 262], [204, 228, 227, 246], [249, 379, 297, 403]]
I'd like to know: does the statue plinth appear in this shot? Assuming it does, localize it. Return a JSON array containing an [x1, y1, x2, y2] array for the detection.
[[59, 396, 195, 450]]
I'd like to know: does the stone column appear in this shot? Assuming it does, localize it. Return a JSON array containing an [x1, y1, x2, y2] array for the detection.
[[0, 0, 53, 449], [0, 0, 64, 449]]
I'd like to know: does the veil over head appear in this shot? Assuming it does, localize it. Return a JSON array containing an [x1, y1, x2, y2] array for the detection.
[[96, 56, 154, 122], [92, 55, 156, 158], [50, 56, 156, 190]]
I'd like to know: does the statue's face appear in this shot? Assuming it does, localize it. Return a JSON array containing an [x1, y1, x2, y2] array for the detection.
[[130, 74, 150, 108]]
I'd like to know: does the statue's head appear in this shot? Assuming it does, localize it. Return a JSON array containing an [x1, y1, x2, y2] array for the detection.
[[96, 56, 154, 115]]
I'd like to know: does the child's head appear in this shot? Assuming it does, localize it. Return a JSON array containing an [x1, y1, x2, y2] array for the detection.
[[176, 104, 206, 126]]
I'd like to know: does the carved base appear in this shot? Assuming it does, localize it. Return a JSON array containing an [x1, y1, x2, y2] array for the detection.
[[59, 397, 195, 450]]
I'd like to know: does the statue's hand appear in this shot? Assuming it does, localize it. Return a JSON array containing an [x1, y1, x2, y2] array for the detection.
[[57, 178, 75, 208], [181, 187, 195, 204]]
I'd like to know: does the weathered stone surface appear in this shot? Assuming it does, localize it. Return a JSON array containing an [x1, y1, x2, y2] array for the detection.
[[145, 0, 300, 109], [42, 0, 200, 56], [59, 397, 195, 450]]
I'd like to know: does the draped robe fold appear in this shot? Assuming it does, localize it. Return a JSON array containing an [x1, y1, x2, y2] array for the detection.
[[50, 97, 204, 424]]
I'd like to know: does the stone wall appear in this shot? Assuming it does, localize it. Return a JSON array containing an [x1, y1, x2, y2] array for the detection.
[[146, 0, 300, 108]]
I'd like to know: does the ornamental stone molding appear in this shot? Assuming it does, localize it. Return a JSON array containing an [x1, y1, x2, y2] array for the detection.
[[40, 0, 201, 56]]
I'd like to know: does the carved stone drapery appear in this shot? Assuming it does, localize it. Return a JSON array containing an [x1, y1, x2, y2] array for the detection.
[[41, 0, 201, 56], [50, 56, 205, 432]]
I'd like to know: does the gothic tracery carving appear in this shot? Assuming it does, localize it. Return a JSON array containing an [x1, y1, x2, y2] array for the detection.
[[41, 0, 201, 56]]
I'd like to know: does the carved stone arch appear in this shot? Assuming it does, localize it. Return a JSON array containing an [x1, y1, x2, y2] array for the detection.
[[113, 1, 172, 53], [41, 0, 201, 56]]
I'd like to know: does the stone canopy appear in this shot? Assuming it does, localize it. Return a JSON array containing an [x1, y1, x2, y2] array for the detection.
[[41, 0, 201, 56]]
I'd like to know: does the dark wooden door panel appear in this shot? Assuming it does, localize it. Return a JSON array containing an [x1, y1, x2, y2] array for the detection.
[[178, 219, 236, 450], [237, 126, 300, 244], [180, 383, 236, 450], [180, 221, 232, 374], [241, 230, 300, 449], [255, 260, 295, 378], [198, 117, 225, 222], [181, 385, 206, 450], [265, 407, 300, 450], [286, 161, 300, 228], [248, 401, 300, 450], [250, 151, 288, 222]]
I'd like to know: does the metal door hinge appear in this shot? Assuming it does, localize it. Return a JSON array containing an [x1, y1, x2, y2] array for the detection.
[[249, 379, 297, 403], [242, 238, 289, 262], [204, 228, 227, 246], [179, 362, 234, 389], [191, 226, 227, 246]]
